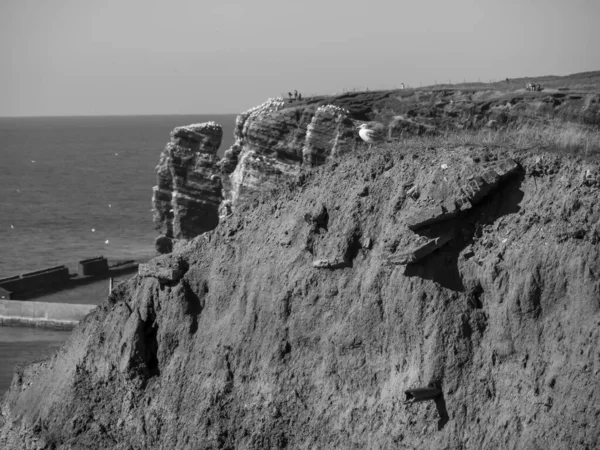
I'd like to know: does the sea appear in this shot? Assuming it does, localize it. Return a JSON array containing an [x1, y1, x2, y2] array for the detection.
[[0, 114, 237, 394]]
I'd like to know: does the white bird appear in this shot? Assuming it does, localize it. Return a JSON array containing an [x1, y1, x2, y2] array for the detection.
[[10, 224, 14, 229], [358, 123, 386, 150], [105, 240, 110, 244], [91, 228, 95, 232]]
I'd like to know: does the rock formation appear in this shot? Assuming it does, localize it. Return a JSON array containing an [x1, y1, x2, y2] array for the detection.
[[152, 122, 223, 249], [303, 105, 357, 166], [221, 98, 308, 205]]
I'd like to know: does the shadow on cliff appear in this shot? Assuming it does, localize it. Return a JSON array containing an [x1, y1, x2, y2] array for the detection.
[[434, 395, 450, 430], [404, 171, 525, 291]]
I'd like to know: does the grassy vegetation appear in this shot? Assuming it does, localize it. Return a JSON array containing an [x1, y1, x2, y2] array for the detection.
[[389, 119, 600, 158]]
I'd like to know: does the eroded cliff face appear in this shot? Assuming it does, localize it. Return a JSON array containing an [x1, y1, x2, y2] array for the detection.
[[152, 122, 223, 246], [2, 142, 600, 449], [221, 101, 359, 206]]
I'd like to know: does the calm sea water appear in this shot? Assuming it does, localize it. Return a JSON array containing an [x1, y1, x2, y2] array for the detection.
[[0, 114, 237, 394], [0, 114, 237, 276], [0, 327, 71, 395]]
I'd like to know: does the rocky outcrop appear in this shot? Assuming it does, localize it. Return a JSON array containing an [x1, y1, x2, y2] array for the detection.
[[223, 98, 310, 205], [152, 122, 223, 246], [303, 105, 357, 166], [405, 158, 520, 231], [138, 255, 187, 283], [3, 143, 600, 449], [221, 101, 364, 206]]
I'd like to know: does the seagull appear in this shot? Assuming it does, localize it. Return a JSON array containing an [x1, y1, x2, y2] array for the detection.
[[358, 123, 386, 150], [105, 239, 110, 244]]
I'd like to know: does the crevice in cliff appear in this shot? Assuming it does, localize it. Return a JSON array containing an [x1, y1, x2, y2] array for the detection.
[[343, 230, 362, 267]]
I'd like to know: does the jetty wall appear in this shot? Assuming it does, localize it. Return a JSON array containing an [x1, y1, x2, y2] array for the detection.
[[0, 300, 95, 330], [0, 266, 70, 299]]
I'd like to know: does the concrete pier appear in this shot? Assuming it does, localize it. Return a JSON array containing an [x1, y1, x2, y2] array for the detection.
[[0, 300, 96, 330]]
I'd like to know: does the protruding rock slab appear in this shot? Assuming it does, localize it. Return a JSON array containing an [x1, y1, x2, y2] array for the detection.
[[406, 158, 520, 231], [312, 259, 348, 269], [388, 232, 454, 265], [406, 202, 459, 230], [138, 258, 187, 282], [404, 387, 443, 404], [138, 265, 183, 283]]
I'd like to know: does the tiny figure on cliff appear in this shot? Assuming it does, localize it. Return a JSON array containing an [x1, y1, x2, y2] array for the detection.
[[401, 83, 405, 89], [288, 92, 293, 101], [298, 93, 302, 101], [294, 90, 298, 100], [358, 123, 386, 151]]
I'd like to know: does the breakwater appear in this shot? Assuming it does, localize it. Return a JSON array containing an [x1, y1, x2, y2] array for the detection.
[[0, 266, 70, 300], [0, 299, 95, 330], [0, 257, 140, 300]]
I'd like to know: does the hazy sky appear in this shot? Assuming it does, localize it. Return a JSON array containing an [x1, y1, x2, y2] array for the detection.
[[2, 0, 599, 116]]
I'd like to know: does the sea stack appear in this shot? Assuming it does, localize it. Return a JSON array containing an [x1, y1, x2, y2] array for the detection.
[[152, 122, 223, 250]]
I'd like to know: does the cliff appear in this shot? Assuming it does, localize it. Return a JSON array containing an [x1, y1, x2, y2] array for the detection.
[[3, 74, 600, 449], [2, 139, 600, 448], [153, 79, 600, 250]]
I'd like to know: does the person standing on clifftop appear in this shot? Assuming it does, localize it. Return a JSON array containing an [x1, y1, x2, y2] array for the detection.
[[294, 90, 298, 100]]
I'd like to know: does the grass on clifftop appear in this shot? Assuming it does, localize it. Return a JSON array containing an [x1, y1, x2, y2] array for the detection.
[[393, 120, 600, 158]]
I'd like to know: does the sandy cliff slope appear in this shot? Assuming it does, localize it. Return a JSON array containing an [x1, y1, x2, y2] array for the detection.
[[2, 136, 600, 448]]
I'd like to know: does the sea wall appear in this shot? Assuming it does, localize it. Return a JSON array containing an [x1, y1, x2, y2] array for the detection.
[[78, 257, 109, 276], [0, 300, 96, 330], [0, 266, 70, 298]]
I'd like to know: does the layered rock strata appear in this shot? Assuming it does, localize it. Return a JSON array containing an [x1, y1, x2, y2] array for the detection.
[[224, 98, 308, 205], [303, 105, 357, 166], [152, 122, 223, 246]]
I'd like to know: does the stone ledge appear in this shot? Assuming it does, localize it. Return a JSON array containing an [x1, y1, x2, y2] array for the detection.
[[312, 259, 348, 269], [407, 158, 520, 231], [138, 264, 184, 282], [387, 232, 454, 265]]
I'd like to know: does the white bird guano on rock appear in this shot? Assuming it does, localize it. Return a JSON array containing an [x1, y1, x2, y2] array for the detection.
[[358, 123, 386, 150]]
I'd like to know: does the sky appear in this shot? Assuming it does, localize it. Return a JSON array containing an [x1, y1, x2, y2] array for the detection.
[[1, 0, 599, 116]]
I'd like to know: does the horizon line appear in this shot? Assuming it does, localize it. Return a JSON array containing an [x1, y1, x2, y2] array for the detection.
[[0, 113, 240, 119]]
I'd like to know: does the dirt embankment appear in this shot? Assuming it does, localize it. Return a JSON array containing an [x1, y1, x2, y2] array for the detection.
[[2, 138, 599, 448]]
